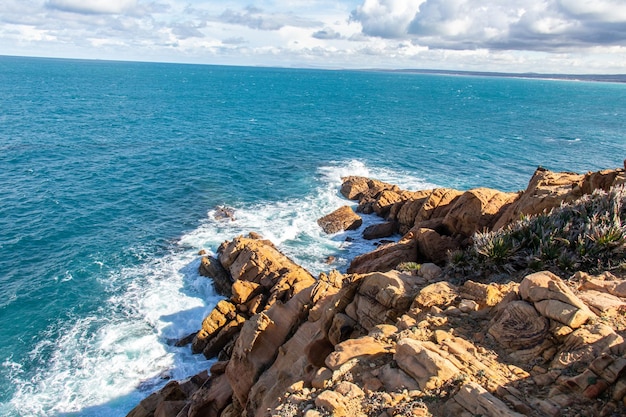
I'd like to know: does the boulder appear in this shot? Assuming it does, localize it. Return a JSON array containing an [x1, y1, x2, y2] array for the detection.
[[394, 339, 460, 390], [442, 188, 518, 237], [362, 221, 397, 240], [519, 271, 595, 328], [317, 206, 363, 234], [348, 233, 417, 274], [413, 281, 458, 309]]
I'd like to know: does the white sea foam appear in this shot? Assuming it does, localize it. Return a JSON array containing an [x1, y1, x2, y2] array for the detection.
[[6, 252, 218, 417], [4, 159, 434, 417]]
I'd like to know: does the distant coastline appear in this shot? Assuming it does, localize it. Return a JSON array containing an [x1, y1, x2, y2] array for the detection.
[[378, 67, 626, 84], [2, 54, 625, 84]]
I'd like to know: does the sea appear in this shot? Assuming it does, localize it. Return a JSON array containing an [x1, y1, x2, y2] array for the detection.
[[0, 55, 624, 417]]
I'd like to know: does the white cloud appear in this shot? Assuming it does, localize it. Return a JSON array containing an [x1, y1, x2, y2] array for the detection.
[[46, 0, 140, 15], [0, 1, 625, 73]]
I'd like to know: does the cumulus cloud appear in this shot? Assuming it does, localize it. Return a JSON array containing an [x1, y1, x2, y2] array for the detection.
[[46, 0, 140, 15], [352, 0, 626, 51]]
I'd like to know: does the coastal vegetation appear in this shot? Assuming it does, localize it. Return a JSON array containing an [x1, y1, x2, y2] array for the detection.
[[451, 186, 626, 279]]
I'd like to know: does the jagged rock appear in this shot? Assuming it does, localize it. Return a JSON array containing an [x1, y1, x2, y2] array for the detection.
[[372, 190, 405, 217], [362, 221, 397, 240], [192, 300, 237, 355], [493, 167, 585, 230], [348, 233, 417, 274], [442, 188, 518, 237], [340, 176, 396, 201], [395, 191, 432, 233], [519, 271, 595, 328], [414, 188, 463, 224], [317, 205, 363, 234], [581, 167, 626, 194], [231, 280, 261, 304], [414, 227, 460, 264], [199, 256, 232, 297], [576, 271, 626, 298], [345, 271, 422, 330], [394, 338, 460, 390]]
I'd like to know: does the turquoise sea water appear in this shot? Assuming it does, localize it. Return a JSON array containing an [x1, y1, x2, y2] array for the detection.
[[0, 56, 624, 416]]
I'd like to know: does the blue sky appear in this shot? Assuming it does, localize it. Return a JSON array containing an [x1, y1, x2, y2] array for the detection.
[[1, 0, 626, 73]]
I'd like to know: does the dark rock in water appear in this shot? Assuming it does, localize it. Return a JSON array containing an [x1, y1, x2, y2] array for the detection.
[[325, 255, 336, 264], [362, 221, 397, 240], [214, 205, 235, 221], [175, 332, 198, 347], [199, 256, 233, 297]]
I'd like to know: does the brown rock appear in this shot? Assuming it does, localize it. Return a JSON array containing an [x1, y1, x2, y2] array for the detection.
[[362, 221, 397, 240], [413, 282, 458, 309], [488, 300, 552, 361], [581, 167, 626, 194], [414, 188, 463, 224], [317, 206, 363, 234], [394, 338, 460, 390], [325, 336, 393, 370], [414, 227, 460, 264], [493, 167, 585, 230], [192, 300, 237, 355], [442, 188, 518, 237], [315, 390, 348, 417], [447, 382, 526, 417], [199, 256, 232, 297], [519, 271, 595, 328], [340, 176, 395, 201], [348, 233, 417, 274], [231, 280, 261, 304], [577, 290, 626, 316], [395, 191, 432, 234]]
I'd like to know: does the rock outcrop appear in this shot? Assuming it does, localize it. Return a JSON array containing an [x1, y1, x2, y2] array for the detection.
[[128, 164, 626, 417]]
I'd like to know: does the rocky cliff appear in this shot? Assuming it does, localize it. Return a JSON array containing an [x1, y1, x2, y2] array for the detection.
[[127, 164, 626, 417]]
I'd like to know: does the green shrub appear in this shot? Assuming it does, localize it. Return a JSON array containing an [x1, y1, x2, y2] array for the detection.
[[449, 186, 626, 278]]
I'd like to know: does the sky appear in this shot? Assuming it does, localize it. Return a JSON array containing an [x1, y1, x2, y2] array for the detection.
[[1, 0, 626, 73]]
